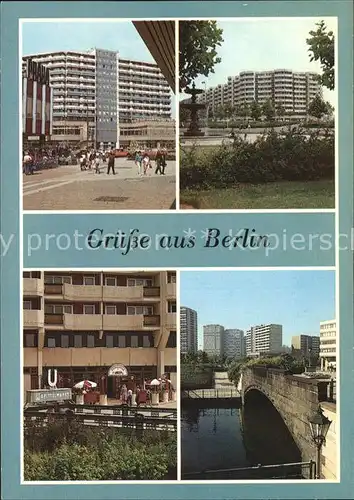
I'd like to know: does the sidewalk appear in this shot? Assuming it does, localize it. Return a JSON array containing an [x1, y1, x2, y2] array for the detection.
[[23, 159, 176, 210]]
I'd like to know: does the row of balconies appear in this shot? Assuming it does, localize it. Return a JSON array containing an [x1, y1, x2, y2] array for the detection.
[[23, 311, 176, 330], [23, 279, 176, 301], [24, 345, 176, 368]]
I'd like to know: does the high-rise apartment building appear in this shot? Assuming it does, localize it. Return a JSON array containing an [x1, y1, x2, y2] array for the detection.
[[224, 329, 245, 359], [196, 69, 322, 117], [246, 324, 283, 356], [180, 306, 198, 354], [23, 271, 177, 397], [291, 334, 320, 358], [319, 320, 337, 370], [203, 324, 225, 357], [22, 50, 171, 147]]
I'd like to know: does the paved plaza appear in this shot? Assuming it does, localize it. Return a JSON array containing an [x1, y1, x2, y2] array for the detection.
[[23, 158, 176, 210]]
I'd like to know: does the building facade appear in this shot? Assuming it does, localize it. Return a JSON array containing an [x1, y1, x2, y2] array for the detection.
[[22, 58, 53, 146], [203, 324, 225, 357], [223, 329, 245, 359], [180, 306, 198, 355], [319, 320, 337, 370], [197, 69, 322, 117], [120, 119, 175, 149], [246, 324, 283, 356], [22, 50, 171, 148], [23, 271, 177, 397], [291, 334, 320, 359]]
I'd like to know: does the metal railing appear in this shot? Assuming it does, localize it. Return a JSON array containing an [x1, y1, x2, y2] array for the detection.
[[24, 410, 177, 432], [182, 460, 316, 480], [182, 389, 240, 400]]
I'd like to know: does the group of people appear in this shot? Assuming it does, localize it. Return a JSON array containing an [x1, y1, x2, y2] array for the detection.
[[119, 384, 150, 407], [134, 148, 168, 176]]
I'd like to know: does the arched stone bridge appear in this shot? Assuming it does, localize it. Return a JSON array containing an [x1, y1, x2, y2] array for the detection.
[[239, 366, 334, 464]]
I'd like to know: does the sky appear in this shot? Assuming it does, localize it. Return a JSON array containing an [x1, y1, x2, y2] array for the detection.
[[22, 21, 175, 117], [183, 17, 336, 105], [180, 270, 335, 349]]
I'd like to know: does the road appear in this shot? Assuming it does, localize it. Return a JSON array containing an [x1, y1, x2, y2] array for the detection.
[[23, 158, 176, 210]]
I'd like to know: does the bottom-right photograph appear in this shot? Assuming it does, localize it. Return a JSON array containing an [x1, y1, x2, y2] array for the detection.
[[180, 270, 337, 481]]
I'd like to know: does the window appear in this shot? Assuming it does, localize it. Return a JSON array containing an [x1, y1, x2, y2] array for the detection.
[[127, 278, 153, 287], [84, 276, 95, 285], [166, 331, 176, 348], [168, 301, 177, 313], [47, 337, 56, 348], [105, 277, 116, 286], [24, 333, 37, 347], [105, 305, 116, 315], [167, 273, 176, 283], [74, 335, 83, 348], [105, 334, 114, 348], [87, 334, 95, 348], [143, 335, 152, 348], [127, 306, 153, 315], [83, 304, 95, 315], [45, 275, 71, 284], [23, 300, 32, 310], [45, 304, 72, 314], [118, 335, 126, 348], [61, 335, 69, 348], [130, 335, 139, 348]]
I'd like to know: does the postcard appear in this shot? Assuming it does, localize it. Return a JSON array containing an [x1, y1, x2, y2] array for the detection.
[[0, 1, 353, 500]]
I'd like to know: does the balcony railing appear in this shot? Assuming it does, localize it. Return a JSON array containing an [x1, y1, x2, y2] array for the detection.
[[44, 284, 63, 295], [143, 315, 160, 327], [23, 309, 44, 328], [45, 314, 64, 325], [23, 278, 44, 296], [143, 287, 160, 297]]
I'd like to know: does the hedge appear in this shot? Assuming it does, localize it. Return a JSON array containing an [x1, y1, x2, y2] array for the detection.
[[24, 421, 176, 481], [180, 128, 334, 189]]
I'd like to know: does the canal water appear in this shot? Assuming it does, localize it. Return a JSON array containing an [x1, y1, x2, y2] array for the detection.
[[181, 405, 249, 476], [181, 393, 303, 480]]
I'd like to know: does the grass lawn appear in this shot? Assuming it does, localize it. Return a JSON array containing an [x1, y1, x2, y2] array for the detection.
[[180, 180, 335, 209]]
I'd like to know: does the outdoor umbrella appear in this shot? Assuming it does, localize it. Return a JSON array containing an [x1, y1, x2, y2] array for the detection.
[[150, 379, 160, 386], [74, 380, 97, 389]]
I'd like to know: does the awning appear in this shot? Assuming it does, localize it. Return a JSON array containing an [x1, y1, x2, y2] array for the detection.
[[133, 21, 175, 92]]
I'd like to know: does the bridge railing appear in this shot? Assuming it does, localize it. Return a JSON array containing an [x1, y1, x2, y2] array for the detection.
[[182, 460, 316, 480], [182, 389, 240, 399]]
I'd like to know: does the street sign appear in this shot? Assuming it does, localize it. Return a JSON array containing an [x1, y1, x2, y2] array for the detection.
[[26, 388, 72, 404]]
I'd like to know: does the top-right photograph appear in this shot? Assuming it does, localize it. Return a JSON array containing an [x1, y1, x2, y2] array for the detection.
[[179, 18, 336, 210]]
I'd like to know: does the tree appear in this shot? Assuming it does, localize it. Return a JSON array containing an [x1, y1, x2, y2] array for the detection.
[[250, 100, 262, 121], [262, 99, 275, 121], [179, 21, 224, 90], [236, 103, 250, 119], [276, 102, 286, 119], [306, 20, 335, 90], [223, 104, 235, 127], [308, 94, 330, 119]]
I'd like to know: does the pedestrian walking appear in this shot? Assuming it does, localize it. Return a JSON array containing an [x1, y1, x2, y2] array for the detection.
[[127, 388, 133, 406], [135, 151, 142, 175], [94, 155, 100, 174], [142, 153, 151, 175], [107, 151, 116, 175], [155, 149, 163, 175], [23, 152, 34, 175]]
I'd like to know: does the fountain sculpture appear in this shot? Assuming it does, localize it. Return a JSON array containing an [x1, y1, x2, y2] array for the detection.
[[180, 82, 206, 137]]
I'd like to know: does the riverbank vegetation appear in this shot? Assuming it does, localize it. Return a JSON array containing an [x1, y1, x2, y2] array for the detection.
[[24, 421, 176, 481], [227, 354, 307, 387]]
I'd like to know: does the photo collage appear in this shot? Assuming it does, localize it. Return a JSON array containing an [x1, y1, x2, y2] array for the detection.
[[21, 17, 337, 483]]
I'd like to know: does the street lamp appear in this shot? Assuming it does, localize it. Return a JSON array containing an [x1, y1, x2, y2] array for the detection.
[[201, 80, 209, 127], [308, 405, 332, 479]]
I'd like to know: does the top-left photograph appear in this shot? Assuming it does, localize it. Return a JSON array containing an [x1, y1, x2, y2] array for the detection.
[[21, 20, 176, 211]]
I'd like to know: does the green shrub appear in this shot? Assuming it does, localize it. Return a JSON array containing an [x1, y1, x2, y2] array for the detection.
[[23, 422, 177, 481], [180, 128, 334, 189]]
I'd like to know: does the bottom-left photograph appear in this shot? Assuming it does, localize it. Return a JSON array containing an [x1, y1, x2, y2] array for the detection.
[[22, 269, 177, 481]]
